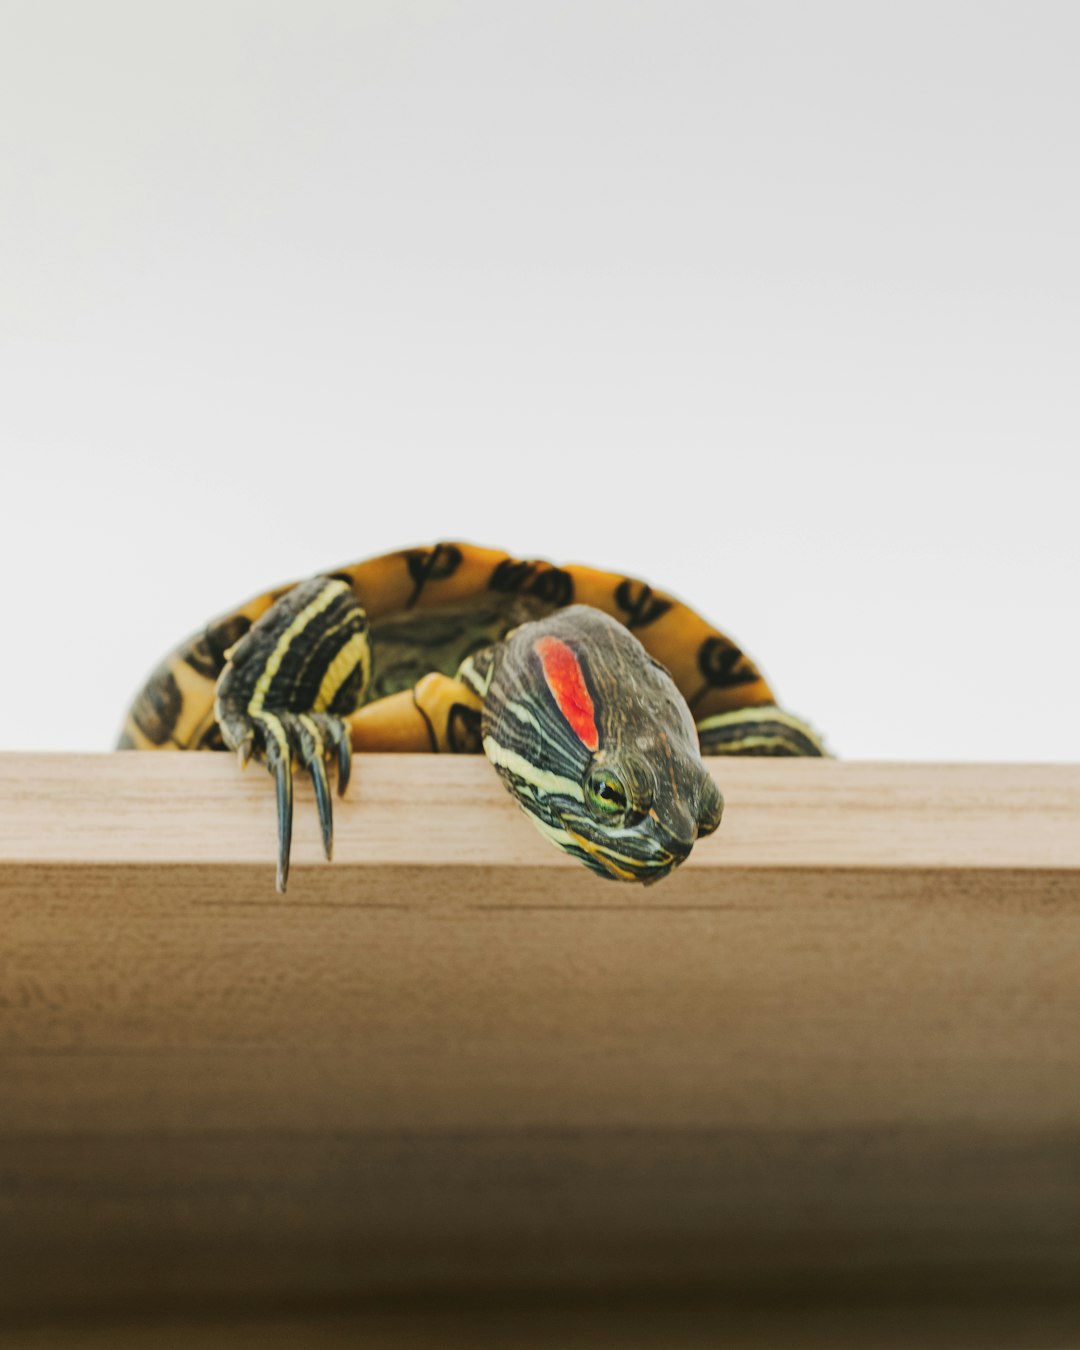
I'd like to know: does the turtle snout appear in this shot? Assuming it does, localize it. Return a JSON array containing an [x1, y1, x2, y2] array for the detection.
[[696, 775, 724, 837]]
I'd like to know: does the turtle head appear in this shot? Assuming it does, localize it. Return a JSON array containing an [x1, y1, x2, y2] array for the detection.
[[481, 606, 723, 882]]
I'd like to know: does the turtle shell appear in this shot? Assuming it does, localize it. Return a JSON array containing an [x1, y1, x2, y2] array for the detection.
[[118, 542, 775, 752]]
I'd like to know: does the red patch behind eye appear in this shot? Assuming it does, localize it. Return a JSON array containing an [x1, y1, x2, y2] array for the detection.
[[533, 635, 599, 751]]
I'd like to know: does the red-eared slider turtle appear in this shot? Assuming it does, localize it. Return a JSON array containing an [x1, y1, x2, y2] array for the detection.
[[120, 543, 825, 890]]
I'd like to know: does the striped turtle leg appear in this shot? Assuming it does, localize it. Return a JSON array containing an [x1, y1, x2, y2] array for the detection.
[[696, 706, 829, 757], [214, 576, 372, 891]]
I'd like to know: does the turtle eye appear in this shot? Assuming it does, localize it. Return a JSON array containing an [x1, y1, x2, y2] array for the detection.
[[586, 768, 629, 820]]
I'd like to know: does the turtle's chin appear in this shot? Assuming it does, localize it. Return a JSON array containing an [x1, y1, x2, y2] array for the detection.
[[556, 813, 696, 884]]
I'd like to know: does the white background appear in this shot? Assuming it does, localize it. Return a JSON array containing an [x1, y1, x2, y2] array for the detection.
[[2, 1, 1076, 758]]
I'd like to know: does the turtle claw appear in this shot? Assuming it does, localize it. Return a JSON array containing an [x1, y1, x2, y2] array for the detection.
[[307, 752, 333, 862], [274, 755, 294, 893], [311, 712, 352, 799], [217, 708, 352, 892], [336, 730, 352, 797]]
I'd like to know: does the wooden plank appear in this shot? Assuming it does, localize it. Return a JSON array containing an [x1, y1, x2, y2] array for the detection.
[[9, 1294, 1080, 1350], [2, 754, 1078, 869], [1, 755, 1079, 1332]]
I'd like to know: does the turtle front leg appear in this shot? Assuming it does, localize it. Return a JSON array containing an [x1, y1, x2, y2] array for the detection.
[[696, 706, 829, 757], [214, 576, 371, 891]]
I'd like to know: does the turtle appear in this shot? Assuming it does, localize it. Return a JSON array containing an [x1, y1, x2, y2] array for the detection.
[[119, 542, 826, 890]]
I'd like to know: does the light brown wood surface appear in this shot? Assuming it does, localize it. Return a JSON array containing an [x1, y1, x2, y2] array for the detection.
[[2, 754, 1079, 1343]]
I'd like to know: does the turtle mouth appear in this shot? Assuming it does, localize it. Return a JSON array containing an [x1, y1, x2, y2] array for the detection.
[[647, 809, 698, 865], [637, 838, 695, 886], [557, 814, 694, 883], [560, 824, 640, 881], [665, 834, 696, 865]]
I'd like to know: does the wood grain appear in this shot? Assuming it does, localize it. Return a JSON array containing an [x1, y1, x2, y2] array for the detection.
[[1, 754, 1079, 1336]]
